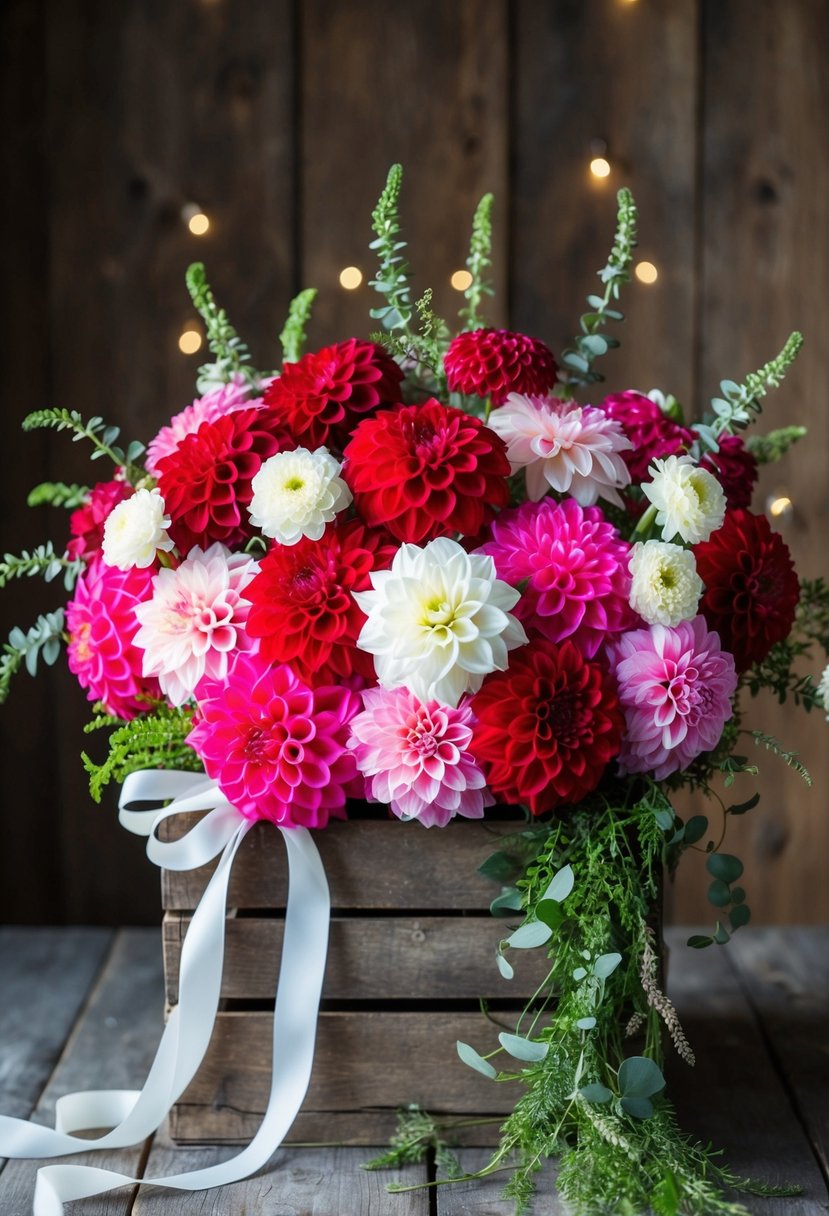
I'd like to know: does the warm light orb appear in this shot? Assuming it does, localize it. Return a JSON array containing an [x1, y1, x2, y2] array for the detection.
[[589, 156, 611, 179], [635, 260, 659, 284], [768, 494, 793, 519], [339, 266, 363, 290], [178, 328, 203, 355], [450, 269, 473, 292], [188, 212, 210, 236]]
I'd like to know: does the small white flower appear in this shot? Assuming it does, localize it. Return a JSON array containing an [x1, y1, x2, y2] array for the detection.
[[248, 446, 352, 545], [817, 664, 829, 718], [354, 537, 528, 708], [101, 487, 175, 570], [628, 541, 703, 627], [488, 393, 632, 506], [642, 454, 726, 544]]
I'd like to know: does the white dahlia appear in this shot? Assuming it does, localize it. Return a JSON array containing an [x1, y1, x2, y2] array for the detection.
[[488, 393, 631, 506], [642, 454, 726, 545], [248, 446, 352, 544], [133, 543, 259, 706], [628, 541, 703, 627], [354, 537, 527, 707], [101, 487, 175, 570]]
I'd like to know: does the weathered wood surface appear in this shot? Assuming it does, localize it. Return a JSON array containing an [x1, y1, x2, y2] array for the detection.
[[161, 815, 526, 911], [163, 913, 548, 1003], [0, 928, 827, 1213]]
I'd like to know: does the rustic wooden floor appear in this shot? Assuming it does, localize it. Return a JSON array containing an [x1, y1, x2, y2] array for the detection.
[[0, 927, 826, 1214]]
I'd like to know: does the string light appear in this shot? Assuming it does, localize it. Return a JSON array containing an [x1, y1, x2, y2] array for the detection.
[[590, 156, 611, 179], [178, 327, 203, 355], [450, 269, 473, 292], [181, 203, 210, 236], [767, 494, 793, 520], [635, 261, 658, 284], [339, 266, 363, 290]]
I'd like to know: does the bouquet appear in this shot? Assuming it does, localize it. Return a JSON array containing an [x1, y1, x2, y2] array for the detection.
[[1, 164, 824, 1216]]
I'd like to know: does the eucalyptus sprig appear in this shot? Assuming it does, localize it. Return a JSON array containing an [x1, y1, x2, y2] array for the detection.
[[698, 330, 804, 444], [186, 262, 257, 389], [368, 164, 414, 335], [279, 288, 317, 366], [459, 192, 494, 330], [27, 481, 90, 510], [21, 409, 146, 483], [0, 543, 83, 592], [559, 187, 638, 390], [0, 609, 65, 704]]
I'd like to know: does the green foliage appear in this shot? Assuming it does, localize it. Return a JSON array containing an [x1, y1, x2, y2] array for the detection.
[[0, 609, 65, 704], [746, 425, 807, 464], [82, 705, 201, 802], [362, 1104, 461, 1178], [368, 164, 413, 334], [0, 543, 83, 593], [559, 188, 637, 390], [27, 481, 89, 509], [459, 192, 494, 329], [703, 331, 803, 439], [186, 262, 256, 388], [21, 409, 145, 482], [750, 731, 812, 785], [279, 288, 317, 365]]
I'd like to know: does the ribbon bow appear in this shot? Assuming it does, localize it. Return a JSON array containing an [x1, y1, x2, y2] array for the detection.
[[0, 770, 330, 1215]]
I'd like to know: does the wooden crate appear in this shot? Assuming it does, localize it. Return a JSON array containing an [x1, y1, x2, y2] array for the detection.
[[160, 810, 545, 1145]]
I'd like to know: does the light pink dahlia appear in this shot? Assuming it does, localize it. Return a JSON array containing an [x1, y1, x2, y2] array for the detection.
[[608, 616, 737, 780], [66, 558, 160, 720], [133, 543, 259, 707], [145, 375, 258, 476], [188, 651, 360, 828], [488, 394, 631, 506], [477, 498, 638, 658], [348, 687, 493, 828]]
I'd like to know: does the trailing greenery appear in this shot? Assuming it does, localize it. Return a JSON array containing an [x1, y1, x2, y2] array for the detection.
[[368, 164, 414, 335], [0, 609, 65, 704], [558, 188, 637, 390], [186, 262, 257, 389], [745, 424, 807, 464], [362, 1105, 463, 1177], [750, 731, 812, 786], [82, 705, 201, 802], [279, 288, 318, 365], [0, 543, 83, 592], [27, 481, 90, 509], [459, 192, 494, 330], [21, 409, 145, 482]]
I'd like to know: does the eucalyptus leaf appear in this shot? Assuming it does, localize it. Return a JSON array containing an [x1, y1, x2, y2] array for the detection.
[[683, 815, 708, 845], [707, 853, 744, 883], [576, 1017, 597, 1031], [543, 864, 574, 903], [535, 899, 565, 931], [727, 793, 761, 816], [573, 967, 588, 981], [707, 879, 732, 908], [507, 920, 552, 950], [714, 921, 731, 945], [593, 952, 622, 979], [490, 889, 523, 917], [618, 1056, 665, 1099], [729, 904, 751, 929], [498, 1032, 549, 1062], [653, 808, 675, 831], [687, 934, 713, 949], [579, 1083, 612, 1104], [496, 951, 514, 981], [620, 1095, 654, 1120], [478, 852, 518, 883], [456, 1041, 496, 1079]]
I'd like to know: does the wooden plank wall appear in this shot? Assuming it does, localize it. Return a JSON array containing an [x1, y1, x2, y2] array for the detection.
[[0, 0, 826, 924]]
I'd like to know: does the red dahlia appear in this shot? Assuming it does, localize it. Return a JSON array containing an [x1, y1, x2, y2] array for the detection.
[[599, 391, 694, 483], [701, 434, 758, 509], [470, 639, 624, 816], [694, 508, 799, 672], [444, 328, 558, 406], [263, 338, 404, 449], [343, 399, 510, 543], [156, 407, 289, 554], [244, 517, 397, 686]]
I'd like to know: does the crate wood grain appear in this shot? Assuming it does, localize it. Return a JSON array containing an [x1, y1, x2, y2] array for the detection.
[[162, 815, 533, 1144]]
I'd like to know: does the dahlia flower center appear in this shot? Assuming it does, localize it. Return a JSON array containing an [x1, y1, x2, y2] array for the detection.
[[73, 621, 92, 662], [663, 664, 701, 716], [423, 598, 454, 626], [406, 718, 439, 758], [285, 477, 305, 492], [243, 725, 271, 761]]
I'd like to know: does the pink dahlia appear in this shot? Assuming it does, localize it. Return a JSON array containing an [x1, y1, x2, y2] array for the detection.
[[133, 543, 260, 707], [488, 393, 631, 505], [477, 498, 638, 658], [145, 376, 258, 476], [188, 651, 360, 828], [600, 391, 694, 483], [608, 616, 737, 780], [444, 328, 558, 406], [348, 687, 492, 828], [66, 557, 160, 719], [66, 479, 133, 564]]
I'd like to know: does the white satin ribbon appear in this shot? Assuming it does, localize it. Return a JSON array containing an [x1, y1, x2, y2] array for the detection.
[[0, 770, 331, 1215]]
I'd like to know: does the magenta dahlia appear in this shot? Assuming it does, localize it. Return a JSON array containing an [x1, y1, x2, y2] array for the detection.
[[156, 407, 289, 554], [66, 557, 160, 719], [477, 498, 638, 658], [263, 338, 404, 450], [66, 480, 133, 564], [343, 399, 510, 543], [444, 328, 558, 406], [470, 639, 624, 815], [188, 651, 360, 828], [348, 687, 492, 827], [600, 391, 694, 483], [608, 616, 737, 780]]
